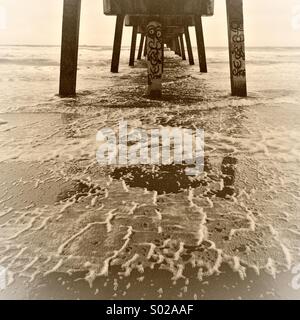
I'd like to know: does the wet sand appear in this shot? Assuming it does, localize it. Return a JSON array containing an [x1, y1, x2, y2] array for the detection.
[[0, 53, 300, 300], [1, 265, 299, 300]]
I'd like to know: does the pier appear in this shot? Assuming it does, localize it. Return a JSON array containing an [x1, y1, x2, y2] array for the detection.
[[2, 1, 300, 301], [59, 0, 247, 98]]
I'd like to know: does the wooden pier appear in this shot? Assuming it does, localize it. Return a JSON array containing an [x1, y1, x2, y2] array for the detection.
[[59, 0, 247, 98]]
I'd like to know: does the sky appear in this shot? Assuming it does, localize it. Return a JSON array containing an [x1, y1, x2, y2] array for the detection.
[[0, 0, 299, 46]]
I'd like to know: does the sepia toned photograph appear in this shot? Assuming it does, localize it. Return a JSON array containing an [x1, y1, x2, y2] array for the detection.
[[0, 0, 300, 303]]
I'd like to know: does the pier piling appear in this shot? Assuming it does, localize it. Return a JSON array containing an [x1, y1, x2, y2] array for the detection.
[[171, 39, 176, 53], [179, 34, 186, 60], [146, 21, 163, 98], [184, 26, 194, 65], [175, 37, 181, 56], [129, 26, 138, 66], [195, 16, 207, 73], [137, 34, 145, 60], [111, 15, 124, 73], [143, 37, 148, 57], [226, 0, 247, 97], [59, 0, 81, 97]]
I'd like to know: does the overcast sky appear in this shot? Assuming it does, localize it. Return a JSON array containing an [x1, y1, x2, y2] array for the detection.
[[0, 0, 299, 46]]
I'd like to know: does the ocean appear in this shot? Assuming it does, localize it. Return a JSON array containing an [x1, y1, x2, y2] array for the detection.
[[0, 45, 300, 299]]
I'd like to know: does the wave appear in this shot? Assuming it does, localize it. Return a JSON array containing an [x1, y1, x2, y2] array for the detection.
[[0, 58, 59, 66]]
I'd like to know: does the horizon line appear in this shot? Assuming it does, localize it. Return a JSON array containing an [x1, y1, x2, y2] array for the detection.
[[0, 44, 299, 48]]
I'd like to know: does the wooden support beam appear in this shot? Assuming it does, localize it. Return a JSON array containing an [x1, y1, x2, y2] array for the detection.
[[171, 39, 176, 53], [143, 36, 147, 57], [226, 0, 247, 97], [184, 26, 194, 65], [59, 0, 81, 97], [111, 14, 124, 73], [179, 34, 186, 60], [146, 21, 163, 98], [162, 40, 165, 73], [137, 34, 145, 60], [129, 26, 138, 66], [195, 16, 207, 73], [175, 37, 181, 56]]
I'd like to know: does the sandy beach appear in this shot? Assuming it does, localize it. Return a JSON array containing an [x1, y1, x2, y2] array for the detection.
[[0, 46, 300, 299]]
